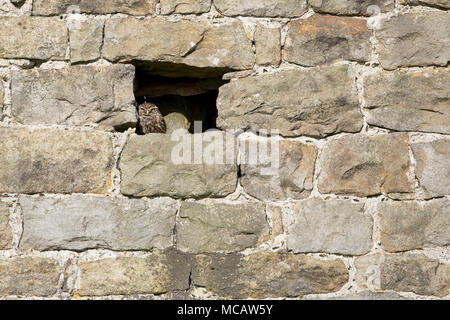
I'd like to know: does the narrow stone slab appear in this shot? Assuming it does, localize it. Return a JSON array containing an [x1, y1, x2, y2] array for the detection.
[[0, 257, 62, 296], [12, 65, 137, 130], [363, 69, 450, 134], [19, 195, 178, 251], [285, 15, 371, 66], [160, 0, 211, 14], [355, 253, 450, 297], [398, 0, 450, 9], [411, 139, 450, 199], [217, 64, 363, 138], [176, 201, 268, 253], [285, 199, 373, 255], [213, 0, 308, 17], [0, 17, 68, 60], [78, 250, 191, 296], [0, 202, 12, 250], [378, 199, 450, 252], [120, 133, 237, 198], [0, 128, 114, 194], [374, 12, 450, 69], [310, 0, 394, 16], [192, 253, 348, 298], [318, 134, 414, 197]]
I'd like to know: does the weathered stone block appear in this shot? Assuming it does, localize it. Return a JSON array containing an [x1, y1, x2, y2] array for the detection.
[[0, 128, 114, 194], [318, 134, 414, 197], [19, 195, 177, 251], [217, 64, 363, 138], [160, 0, 211, 14], [120, 133, 237, 198], [285, 199, 373, 255], [355, 253, 450, 297], [310, 0, 394, 16], [214, 0, 308, 17], [33, 0, 158, 15], [0, 17, 68, 60], [0, 257, 62, 296], [69, 18, 104, 63], [240, 139, 317, 200], [363, 69, 450, 134], [103, 18, 254, 77], [78, 250, 191, 296], [0, 81, 3, 120], [12, 65, 137, 130], [255, 24, 281, 66], [284, 15, 371, 66], [192, 253, 348, 298], [374, 12, 450, 70], [176, 201, 268, 253], [378, 199, 449, 252], [412, 139, 450, 199], [0, 202, 12, 250], [398, 0, 450, 9]]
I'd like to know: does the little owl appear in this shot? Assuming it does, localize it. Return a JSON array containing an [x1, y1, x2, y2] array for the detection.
[[138, 103, 167, 134]]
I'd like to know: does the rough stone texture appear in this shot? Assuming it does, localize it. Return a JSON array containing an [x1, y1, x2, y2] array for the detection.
[[19, 195, 178, 252], [78, 250, 191, 296], [285, 199, 373, 255], [160, 0, 211, 14], [0, 17, 67, 60], [192, 253, 348, 298], [326, 291, 407, 300], [355, 253, 450, 297], [285, 15, 371, 66], [0, 128, 113, 194], [0, 257, 62, 296], [0, 202, 12, 250], [69, 18, 104, 63], [217, 64, 363, 138], [0, 81, 3, 120], [363, 69, 450, 134], [214, 0, 308, 17], [120, 133, 237, 198], [103, 18, 254, 77], [11, 65, 137, 130], [398, 0, 450, 9], [374, 12, 450, 70], [378, 199, 450, 252], [255, 24, 281, 66], [411, 139, 450, 199], [240, 139, 318, 200], [32, 0, 158, 15], [176, 201, 268, 253], [318, 134, 414, 197], [310, 0, 395, 16]]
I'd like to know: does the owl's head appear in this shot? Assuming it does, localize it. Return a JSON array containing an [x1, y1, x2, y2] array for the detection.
[[138, 103, 160, 117]]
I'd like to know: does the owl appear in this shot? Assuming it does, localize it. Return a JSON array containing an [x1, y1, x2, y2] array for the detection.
[[138, 103, 167, 134]]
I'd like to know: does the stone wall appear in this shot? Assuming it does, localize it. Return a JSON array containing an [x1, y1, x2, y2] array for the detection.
[[0, 0, 449, 300]]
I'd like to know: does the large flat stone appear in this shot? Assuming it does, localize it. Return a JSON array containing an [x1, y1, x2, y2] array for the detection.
[[378, 199, 450, 252], [363, 69, 450, 134], [192, 253, 348, 298], [103, 18, 254, 77], [285, 15, 371, 66], [0, 257, 62, 296], [285, 199, 373, 255], [11, 65, 137, 130], [120, 133, 237, 198], [69, 18, 104, 63], [374, 12, 450, 70], [78, 250, 191, 296], [310, 0, 395, 15], [355, 253, 450, 297], [411, 139, 450, 199], [240, 139, 318, 200], [19, 195, 177, 252], [32, 0, 158, 15], [398, 0, 450, 9], [176, 201, 268, 253], [0, 202, 12, 250], [217, 64, 363, 138], [213, 0, 308, 17], [0, 17, 68, 60], [0, 128, 114, 194], [318, 134, 414, 197]]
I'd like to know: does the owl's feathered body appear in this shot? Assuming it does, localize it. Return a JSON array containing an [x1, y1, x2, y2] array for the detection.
[[138, 103, 167, 134]]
